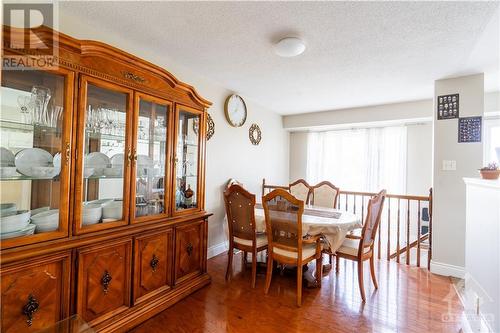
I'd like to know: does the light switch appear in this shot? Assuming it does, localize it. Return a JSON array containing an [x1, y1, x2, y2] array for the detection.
[[442, 160, 457, 171]]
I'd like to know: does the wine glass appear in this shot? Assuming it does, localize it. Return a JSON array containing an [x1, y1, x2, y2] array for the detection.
[[17, 95, 33, 124]]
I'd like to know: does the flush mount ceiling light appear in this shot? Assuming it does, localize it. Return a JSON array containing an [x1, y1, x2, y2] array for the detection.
[[274, 37, 306, 57]]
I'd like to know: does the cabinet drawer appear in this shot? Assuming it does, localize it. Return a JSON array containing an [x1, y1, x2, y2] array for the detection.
[[1, 252, 71, 332], [174, 220, 205, 284], [77, 238, 132, 325], [133, 229, 173, 303]]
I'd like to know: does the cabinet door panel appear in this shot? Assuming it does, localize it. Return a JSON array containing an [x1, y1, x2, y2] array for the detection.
[[0, 68, 74, 249], [174, 220, 204, 284], [173, 105, 204, 215], [0, 252, 70, 332], [77, 239, 132, 325], [134, 229, 172, 303]]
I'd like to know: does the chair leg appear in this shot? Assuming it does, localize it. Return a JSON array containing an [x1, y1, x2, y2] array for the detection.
[[358, 260, 366, 302], [251, 250, 257, 288], [225, 247, 233, 281], [296, 264, 303, 307], [370, 256, 378, 289], [335, 256, 340, 273], [241, 251, 247, 271], [316, 256, 323, 287], [264, 258, 273, 294]]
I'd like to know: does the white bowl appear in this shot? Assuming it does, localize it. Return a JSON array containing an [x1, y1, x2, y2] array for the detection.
[[104, 167, 121, 177], [86, 199, 113, 206], [82, 204, 102, 225], [31, 209, 59, 226], [34, 222, 59, 232], [30, 166, 60, 178], [0, 210, 31, 234], [84, 168, 95, 178], [31, 206, 50, 216], [1, 224, 36, 239], [102, 201, 122, 220], [0, 203, 17, 217], [0, 167, 18, 178]]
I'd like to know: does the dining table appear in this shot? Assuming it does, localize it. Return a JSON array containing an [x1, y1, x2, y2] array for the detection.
[[254, 203, 363, 254]]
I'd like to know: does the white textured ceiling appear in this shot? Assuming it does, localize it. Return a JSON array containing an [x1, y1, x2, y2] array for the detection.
[[59, 1, 499, 115]]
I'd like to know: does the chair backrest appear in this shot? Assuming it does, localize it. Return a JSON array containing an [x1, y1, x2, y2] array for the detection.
[[262, 189, 304, 257], [359, 190, 386, 251], [289, 179, 311, 204], [224, 184, 256, 243], [311, 181, 339, 208]]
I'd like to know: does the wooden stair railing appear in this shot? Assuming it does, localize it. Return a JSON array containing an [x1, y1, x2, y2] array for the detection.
[[262, 179, 433, 269]]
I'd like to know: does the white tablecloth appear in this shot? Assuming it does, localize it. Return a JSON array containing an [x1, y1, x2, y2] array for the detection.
[[254, 205, 362, 253]]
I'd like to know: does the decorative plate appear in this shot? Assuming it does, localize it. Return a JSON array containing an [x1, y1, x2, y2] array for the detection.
[[15, 148, 53, 176], [249, 124, 262, 145], [192, 113, 215, 141], [0, 147, 15, 167]]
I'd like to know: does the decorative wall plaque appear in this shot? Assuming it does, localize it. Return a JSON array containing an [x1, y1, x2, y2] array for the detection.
[[249, 123, 261, 145], [458, 116, 481, 143], [206, 113, 215, 141], [192, 113, 215, 141], [437, 94, 459, 120]]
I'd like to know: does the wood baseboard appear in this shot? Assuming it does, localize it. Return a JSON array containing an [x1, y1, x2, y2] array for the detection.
[[95, 273, 211, 332]]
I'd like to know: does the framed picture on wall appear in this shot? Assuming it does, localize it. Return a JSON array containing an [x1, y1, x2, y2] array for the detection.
[[458, 116, 482, 143], [437, 94, 459, 120]]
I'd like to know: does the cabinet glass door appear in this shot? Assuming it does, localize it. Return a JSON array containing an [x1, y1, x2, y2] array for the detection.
[[174, 106, 202, 213], [0, 69, 74, 247], [75, 76, 132, 233], [132, 94, 172, 222]]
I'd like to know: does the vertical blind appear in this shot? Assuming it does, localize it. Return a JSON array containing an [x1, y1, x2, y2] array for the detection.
[[306, 126, 408, 194]]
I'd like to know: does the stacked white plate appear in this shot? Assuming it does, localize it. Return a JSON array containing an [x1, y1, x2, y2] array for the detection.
[[0, 210, 34, 239]]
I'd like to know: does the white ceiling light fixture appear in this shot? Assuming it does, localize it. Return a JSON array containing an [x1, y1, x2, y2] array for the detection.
[[274, 37, 306, 57]]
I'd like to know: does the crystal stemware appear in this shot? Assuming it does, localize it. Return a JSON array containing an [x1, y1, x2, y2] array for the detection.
[[31, 86, 52, 126]]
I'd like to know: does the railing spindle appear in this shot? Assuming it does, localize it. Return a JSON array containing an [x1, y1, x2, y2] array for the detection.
[[406, 199, 410, 265], [345, 193, 348, 211], [386, 198, 391, 261], [353, 194, 356, 215], [417, 200, 421, 267], [397, 199, 401, 263]]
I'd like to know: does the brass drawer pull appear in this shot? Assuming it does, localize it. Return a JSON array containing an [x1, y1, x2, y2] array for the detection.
[[150, 254, 159, 272], [101, 270, 112, 294], [186, 243, 193, 256], [22, 294, 39, 327]]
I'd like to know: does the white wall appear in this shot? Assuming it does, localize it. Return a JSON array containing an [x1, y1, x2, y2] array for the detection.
[[431, 74, 484, 277], [58, 14, 289, 253]]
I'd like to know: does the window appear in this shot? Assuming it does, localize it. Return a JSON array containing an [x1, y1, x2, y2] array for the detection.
[[306, 126, 408, 193], [484, 117, 500, 164]]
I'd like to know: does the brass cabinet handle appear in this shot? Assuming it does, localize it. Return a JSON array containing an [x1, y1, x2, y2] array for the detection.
[[22, 294, 39, 327], [150, 254, 159, 272], [133, 150, 138, 161], [127, 148, 132, 164], [65, 142, 71, 165], [101, 270, 112, 294], [186, 243, 193, 256]]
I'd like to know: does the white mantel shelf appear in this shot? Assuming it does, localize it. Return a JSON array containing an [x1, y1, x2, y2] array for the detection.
[[463, 177, 500, 189]]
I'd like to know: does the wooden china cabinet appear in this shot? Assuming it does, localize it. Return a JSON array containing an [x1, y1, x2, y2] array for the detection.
[[0, 26, 211, 332]]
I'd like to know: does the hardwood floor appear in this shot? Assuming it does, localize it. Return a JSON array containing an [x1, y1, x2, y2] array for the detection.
[[130, 252, 466, 333]]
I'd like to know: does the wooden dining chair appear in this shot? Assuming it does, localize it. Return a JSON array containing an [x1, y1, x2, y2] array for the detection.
[[289, 179, 312, 204], [224, 184, 268, 288], [334, 189, 386, 302], [310, 181, 340, 209], [263, 189, 323, 306]]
